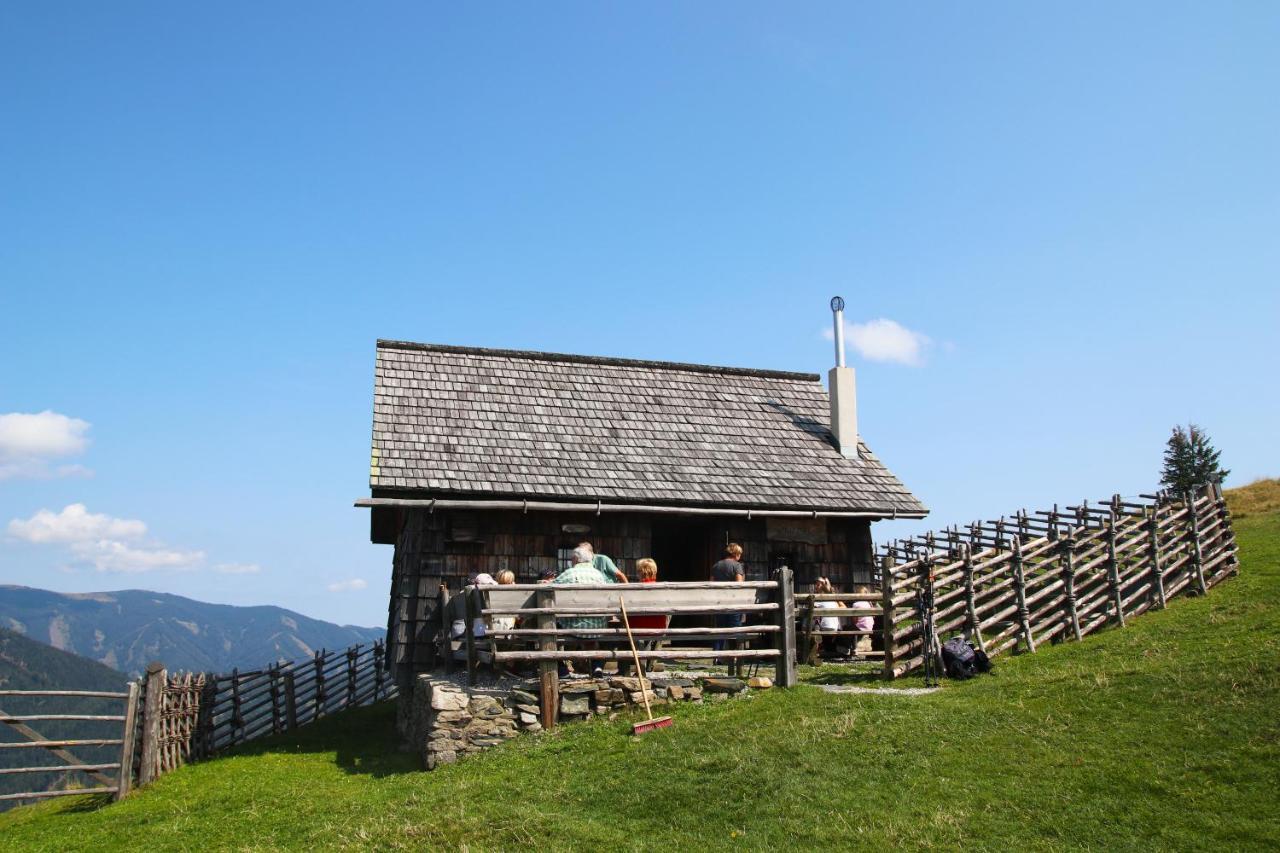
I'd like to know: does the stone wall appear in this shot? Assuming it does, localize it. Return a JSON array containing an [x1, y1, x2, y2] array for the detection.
[[403, 672, 768, 770]]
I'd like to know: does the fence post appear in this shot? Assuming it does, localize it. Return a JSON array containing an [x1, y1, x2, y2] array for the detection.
[[774, 566, 797, 688], [1187, 488, 1208, 594], [314, 651, 326, 719], [961, 545, 986, 655], [535, 586, 558, 730], [1011, 537, 1036, 653], [138, 662, 166, 786], [1214, 482, 1241, 577], [1105, 505, 1126, 628], [439, 584, 454, 675], [880, 555, 896, 680], [268, 664, 282, 735], [197, 675, 217, 758], [283, 669, 298, 730], [114, 680, 140, 799], [1147, 501, 1167, 609], [373, 639, 386, 701], [230, 667, 244, 744], [1059, 535, 1082, 642], [346, 647, 358, 709], [464, 586, 479, 685]]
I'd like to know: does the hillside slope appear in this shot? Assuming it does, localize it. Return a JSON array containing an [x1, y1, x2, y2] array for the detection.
[[0, 627, 130, 694], [2, 493, 1276, 850], [0, 586, 382, 677]]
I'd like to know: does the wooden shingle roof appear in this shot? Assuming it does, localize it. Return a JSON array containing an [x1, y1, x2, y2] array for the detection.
[[369, 340, 926, 517]]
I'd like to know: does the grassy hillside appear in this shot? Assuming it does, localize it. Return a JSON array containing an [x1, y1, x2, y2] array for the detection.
[[0, 586, 383, 677], [3, 489, 1277, 850]]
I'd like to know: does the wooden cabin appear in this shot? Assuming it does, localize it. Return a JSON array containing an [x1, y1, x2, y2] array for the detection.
[[358, 338, 925, 688]]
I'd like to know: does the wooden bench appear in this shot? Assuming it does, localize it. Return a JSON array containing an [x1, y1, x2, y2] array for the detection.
[[440, 570, 798, 727]]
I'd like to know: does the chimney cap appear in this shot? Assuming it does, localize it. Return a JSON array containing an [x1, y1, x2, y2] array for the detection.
[[830, 295, 845, 312]]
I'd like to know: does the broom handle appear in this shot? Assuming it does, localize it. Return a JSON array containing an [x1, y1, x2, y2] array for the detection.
[[619, 596, 654, 722]]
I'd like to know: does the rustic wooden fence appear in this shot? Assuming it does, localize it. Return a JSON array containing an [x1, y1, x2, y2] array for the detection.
[[869, 484, 1237, 678], [456, 572, 797, 727], [3, 640, 394, 807], [0, 685, 139, 806], [142, 640, 396, 781]]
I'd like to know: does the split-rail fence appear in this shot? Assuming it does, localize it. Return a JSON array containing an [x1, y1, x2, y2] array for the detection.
[[856, 484, 1238, 678], [1, 640, 395, 806]]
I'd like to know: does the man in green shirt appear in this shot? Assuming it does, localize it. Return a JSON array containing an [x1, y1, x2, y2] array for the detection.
[[554, 546, 609, 630], [579, 541, 629, 584]]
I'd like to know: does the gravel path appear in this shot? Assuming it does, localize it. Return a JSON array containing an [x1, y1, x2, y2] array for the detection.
[[817, 684, 940, 696]]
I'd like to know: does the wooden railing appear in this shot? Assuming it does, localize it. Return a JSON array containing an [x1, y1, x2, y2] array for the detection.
[[3, 641, 395, 807], [874, 484, 1238, 678], [446, 570, 798, 727], [0, 686, 139, 806], [140, 640, 396, 783], [795, 590, 882, 664]]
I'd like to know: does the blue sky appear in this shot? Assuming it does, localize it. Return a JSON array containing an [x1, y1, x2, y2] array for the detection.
[[1, 3, 1276, 628]]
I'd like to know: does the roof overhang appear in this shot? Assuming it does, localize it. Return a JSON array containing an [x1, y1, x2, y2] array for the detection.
[[355, 496, 926, 520]]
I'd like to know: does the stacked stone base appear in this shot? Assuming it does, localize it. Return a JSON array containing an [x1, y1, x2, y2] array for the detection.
[[403, 673, 768, 770]]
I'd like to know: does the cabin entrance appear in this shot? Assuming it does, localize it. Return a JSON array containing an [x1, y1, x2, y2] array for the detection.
[[649, 516, 717, 583], [649, 517, 720, 637]]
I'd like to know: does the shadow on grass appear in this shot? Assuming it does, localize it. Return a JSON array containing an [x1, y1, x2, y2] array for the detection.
[[227, 701, 418, 779], [798, 664, 884, 686]]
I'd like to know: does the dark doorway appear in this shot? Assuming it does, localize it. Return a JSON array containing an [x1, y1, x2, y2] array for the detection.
[[650, 517, 717, 636], [650, 517, 715, 583]]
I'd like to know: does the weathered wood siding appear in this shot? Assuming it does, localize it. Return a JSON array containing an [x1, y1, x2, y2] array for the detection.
[[383, 508, 874, 684]]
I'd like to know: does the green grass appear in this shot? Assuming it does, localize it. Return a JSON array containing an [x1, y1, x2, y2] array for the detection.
[[4, 505, 1278, 851]]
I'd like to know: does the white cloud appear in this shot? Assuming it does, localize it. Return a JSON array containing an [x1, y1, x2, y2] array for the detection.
[[0, 411, 92, 480], [214, 562, 262, 575], [7, 504, 203, 574], [74, 540, 205, 574], [8, 504, 147, 544], [822, 318, 931, 366], [327, 578, 368, 593]]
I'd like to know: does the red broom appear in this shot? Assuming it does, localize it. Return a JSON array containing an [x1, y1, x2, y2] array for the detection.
[[620, 595, 671, 735]]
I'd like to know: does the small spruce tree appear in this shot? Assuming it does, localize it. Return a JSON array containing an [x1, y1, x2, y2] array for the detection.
[[1160, 424, 1229, 495]]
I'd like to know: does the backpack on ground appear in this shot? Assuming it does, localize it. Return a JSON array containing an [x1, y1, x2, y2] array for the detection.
[[940, 636, 987, 680]]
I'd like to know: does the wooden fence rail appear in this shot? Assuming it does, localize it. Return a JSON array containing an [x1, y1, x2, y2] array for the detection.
[[448, 573, 797, 728], [867, 484, 1237, 679], [141, 639, 396, 782], [3, 640, 395, 808], [0, 684, 137, 806]]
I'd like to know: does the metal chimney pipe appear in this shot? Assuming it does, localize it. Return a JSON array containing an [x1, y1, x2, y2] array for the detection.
[[831, 295, 846, 367], [827, 295, 857, 460]]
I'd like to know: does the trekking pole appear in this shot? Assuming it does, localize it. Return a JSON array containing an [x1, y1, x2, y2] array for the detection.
[[921, 567, 940, 688]]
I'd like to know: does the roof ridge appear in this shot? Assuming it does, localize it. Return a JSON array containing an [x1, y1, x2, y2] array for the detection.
[[376, 339, 821, 382]]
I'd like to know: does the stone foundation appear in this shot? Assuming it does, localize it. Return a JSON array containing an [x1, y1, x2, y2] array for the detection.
[[403, 673, 766, 770]]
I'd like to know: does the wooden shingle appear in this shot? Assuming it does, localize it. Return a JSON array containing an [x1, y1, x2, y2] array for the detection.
[[369, 341, 926, 516]]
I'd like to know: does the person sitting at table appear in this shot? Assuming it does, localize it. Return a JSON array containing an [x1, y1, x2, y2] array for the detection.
[[809, 577, 848, 662], [554, 546, 609, 676], [490, 570, 517, 634], [850, 584, 875, 655], [621, 557, 669, 674]]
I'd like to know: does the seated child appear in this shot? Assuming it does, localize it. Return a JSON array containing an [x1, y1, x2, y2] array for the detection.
[[849, 584, 875, 654]]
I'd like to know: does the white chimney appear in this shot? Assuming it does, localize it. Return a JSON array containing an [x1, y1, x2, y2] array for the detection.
[[828, 296, 858, 459]]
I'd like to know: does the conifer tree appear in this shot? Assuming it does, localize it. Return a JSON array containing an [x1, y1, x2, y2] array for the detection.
[[1160, 424, 1229, 495]]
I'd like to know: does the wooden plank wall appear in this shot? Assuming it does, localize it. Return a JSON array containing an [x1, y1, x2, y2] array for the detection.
[[877, 485, 1239, 678], [385, 508, 874, 685]]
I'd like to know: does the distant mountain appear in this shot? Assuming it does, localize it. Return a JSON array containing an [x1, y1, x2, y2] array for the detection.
[[0, 586, 383, 677], [0, 625, 128, 693]]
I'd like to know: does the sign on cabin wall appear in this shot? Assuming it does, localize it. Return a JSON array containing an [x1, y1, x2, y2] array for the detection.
[[766, 517, 827, 545]]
